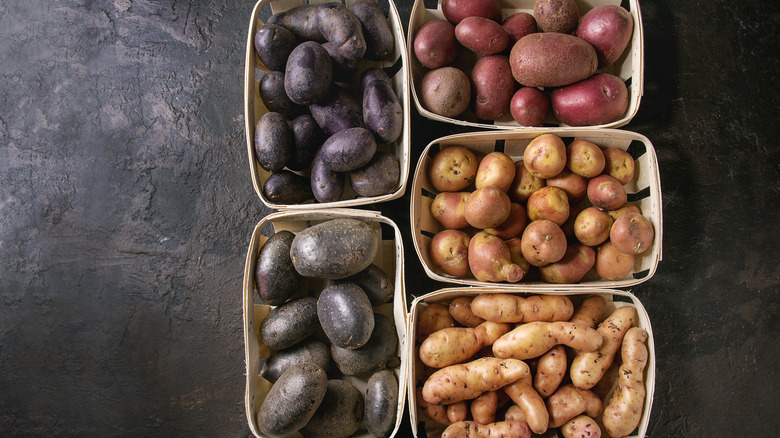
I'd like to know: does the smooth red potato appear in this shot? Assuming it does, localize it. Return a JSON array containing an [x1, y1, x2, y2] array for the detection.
[[509, 87, 550, 127], [566, 139, 606, 178], [545, 169, 587, 203], [431, 191, 471, 229], [521, 220, 567, 267], [523, 133, 567, 179], [527, 186, 570, 225], [576, 4, 634, 68], [465, 186, 512, 229], [455, 17, 510, 55], [602, 147, 636, 184], [430, 229, 472, 277], [421, 67, 472, 118], [594, 241, 635, 280], [413, 19, 460, 69], [574, 207, 613, 247], [428, 145, 479, 192], [551, 73, 629, 127], [539, 243, 596, 284], [484, 203, 528, 240], [501, 12, 538, 45], [471, 55, 517, 121], [442, 0, 502, 25], [475, 151, 516, 191], [587, 174, 627, 211], [610, 212, 655, 254], [468, 232, 525, 283], [508, 160, 546, 202]]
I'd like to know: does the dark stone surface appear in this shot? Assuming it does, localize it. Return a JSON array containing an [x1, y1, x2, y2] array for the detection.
[[1, 0, 778, 437]]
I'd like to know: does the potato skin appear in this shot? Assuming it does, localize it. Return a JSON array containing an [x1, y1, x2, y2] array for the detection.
[[317, 282, 375, 349], [610, 212, 655, 254], [319, 127, 377, 172], [255, 112, 293, 172], [465, 186, 511, 229], [260, 340, 331, 383], [288, 114, 323, 171], [259, 71, 304, 119], [310, 150, 345, 203], [416, 303, 456, 342], [561, 414, 602, 438], [471, 294, 574, 323], [455, 17, 510, 55], [422, 357, 530, 405], [448, 297, 485, 327], [470, 55, 516, 121], [351, 0, 394, 61], [520, 220, 567, 267], [413, 19, 459, 69], [430, 229, 471, 277], [602, 147, 636, 184], [291, 218, 379, 279], [523, 133, 567, 179], [343, 263, 394, 306], [442, 0, 502, 24], [255, 230, 303, 306], [254, 24, 298, 72], [510, 87, 549, 127], [362, 69, 403, 144], [257, 363, 328, 437], [594, 241, 635, 280], [510, 33, 598, 88], [301, 379, 365, 438], [493, 322, 603, 360], [259, 297, 319, 351], [587, 174, 627, 211], [576, 5, 634, 68], [534, 0, 579, 33], [263, 170, 314, 204], [285, 41, 333, 105], [421, 67, 471, 118], [570, 306, 635, 390], [502, 12, 538, 44], [602, 327, 648, 438], [322, 41, 359, 84], [349, 150, 400, 197], [539, 244, 596, 284], [428, 145, 478, 192], [310, 85, 365, 137], [431, 192, 470, 229], [331, 313, 398, 376], [364, 370, 399, 437], [317, 2, 367, 61], [468, 232, 525, 283], [442, 420, 532, 438], [269, 4, 325, 42], [551, 73, 629, 126]]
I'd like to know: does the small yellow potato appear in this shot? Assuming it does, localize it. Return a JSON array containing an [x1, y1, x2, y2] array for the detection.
[[508, 160, 546, 202], [569, 296, 608, 328], [493, 321, 603, 360], [562, 414, 602, 438], [502, 374, 549, 434], [419, 321, 512, 368], [416, 303, 456, 342], [442, 420, 532, 438], [471, 294, 574, 323], [546, 384, 603, 428], [422, 357, 530, 405], [470, 391, 499, 424], [447, 401, 469, 423], [475, 151, 516, 191], [523, 133, 567, 178], [527, 186, 570, 225], [602, 147, 635, 184], [602, 327, 649, 438], [533, 345, 567, 398], [570, 306, 636, 390], [567, 139, 606, 178]]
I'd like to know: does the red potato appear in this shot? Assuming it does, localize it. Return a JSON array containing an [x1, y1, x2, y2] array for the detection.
[[428, 145, 479, 192], [465, 186, 512, 229], [521, 220, 567, 267], [523, 133, 567, 179], [576, 4, 634, 68], [421, 67, 472, 118], [545, 169, 587, 203], [504, 237, 533, 276], [610, 212, 655, 254], [551, 73, 629, 127], [534, 0, 579, 34], [455, 17, 510, 55], [431, 191, 471, 229], [574, 207, 613, 247], [607, 202, 641, 222], [413, 19, 460, 69], [527, 186, 570, 225], [510, 33, 598, 88], [567, 139, 606, 178], [430, 229, 472, 277], [594, 241, 635, 280], [602, 147, 636, 184], [587, 174, 627, 211], [501, 12, 538, 45], [539, 243, 596, 284], [561, 203, 584, 240], [475, 151, 516, 191], [468, 232, 525, 283], [509, 87, 550, 127], [470, 55, 516, 121], [508, 160, 545, 202], [484, 203, 528, 240], [442, 0, 502, 25]]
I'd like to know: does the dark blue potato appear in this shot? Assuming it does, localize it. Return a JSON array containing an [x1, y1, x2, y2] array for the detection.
[[349, 150, 399, 197], [320, 127, 377, 172], [290, 218, 379, 280], [300, 379, 365, 438], [257, 363, 327, 438], [317, 282, 374, 349], [322, 41, 359, 84], [364, 370, 399, 437], [259, 71, 304, 120], [331, 313, 398, 376], [309, 85, 364, 137], [310, 149, 345, 203], [259, 297, 319, 351], [288, 114, 323, 171], [317, 2, 366, 61], [362, 73, 402, 144], [263, 170, 314, 205], [255, 230, 303, 306], [254, 112, 292, 172], [285, 41, 333, 105], [351, 0, 395, 61], [268, 4, 325, 42], [360, 67, 391, 89], [260, 339, 331, 383], [344, 263, 394, 307], [254, 23, 298, 72]]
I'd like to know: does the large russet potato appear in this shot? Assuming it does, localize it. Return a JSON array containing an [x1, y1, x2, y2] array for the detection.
[[509, 32, 598, 88]]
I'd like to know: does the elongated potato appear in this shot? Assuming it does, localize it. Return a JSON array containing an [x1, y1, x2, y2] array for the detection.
[[470, 391, 499, 424], [602, 327, 649, 438], [422, 357, 530, 405], [416, 388, 450, 425], [441, 420, 531, 438], [471, 294, 574, 323], [533, 345, 566, 398], [502, 374, 548, 434], [416, 303, 456, 342], [419, 321, 512, 368], [570, 306, 636, 390], [546, 384, 603, 428], [492, 321, 603, 360], [570, 295, 608, 328], [364, 370, 399, 438], [449, 297, 485, 327]]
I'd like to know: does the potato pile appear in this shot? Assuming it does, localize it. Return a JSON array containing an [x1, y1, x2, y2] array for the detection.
[[253, 0, 403, 205], [412, 0, 634, 126], [254, 218, 400, 438], [414, 294, 650, 438], [427, 133, 655, 284]]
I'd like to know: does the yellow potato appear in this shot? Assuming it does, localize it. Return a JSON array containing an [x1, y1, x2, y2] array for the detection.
[[471, 294, 574, 323], [493, 321, 603, 360], [419, 321, 512, 368], [422, 357, 530, 405], [442, 420, 532, 438], [569, 295, 608, 328], [447, 401, 469, 423], [533, 345, 567, 397], [416, 388, 450, 425], [502, 374, 549, 434], [570, 306, 635, 390], [416, 303, 456, 342], [470, 391, 499, 425], [546, 384, 603, 428], [602, 327, 649, 438]]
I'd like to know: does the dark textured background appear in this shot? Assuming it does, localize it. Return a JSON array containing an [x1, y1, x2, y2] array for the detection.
[[1, 0, 778, 436]]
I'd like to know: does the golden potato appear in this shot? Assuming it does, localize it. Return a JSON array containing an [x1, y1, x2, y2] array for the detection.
[[523, 134, 567, 178], [429, 145, 479, 192]]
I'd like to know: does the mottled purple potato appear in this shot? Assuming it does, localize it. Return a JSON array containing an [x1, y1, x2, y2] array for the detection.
[[259, 71, 304, 119], [502, 12, 538, 45], [349, 150, 400, 197], [319, 127, 377, 172], [455, 16, 510, 55], [263, 170, 314, 204], [509, 33, 598, 88], [364, 370, 399, 438], [576, 5, 634, 68], [442, 0, 502, 24], [322, 41, 359, 84], [420, 67, 471, 118], [258, 297, 319, 351], [290, 218, 379, 280], [255, 230, 303, 306], [288, 114, 323, 172], [301, 379, 365, 438], [510, 87, 550, 127], [317, 2, 367, 60], [413, 19, 459, 69], [268, 4, 325, 42], [309, 85, 365, 137], [254, 112, 292, 172], [284, 41, 333, 105], [551, 73, 629, 126], [351, 0, 394, 61], [254, 23, 298, 72], [470, 55, 516, 121], [533, 0, 579, 33], [310, 150, 345, 203], [331, 313, 398, 376], [257, 363, 327, 438], [362, 69, 403, 144], [260, 340, 331, 383], [317, 282, 375, 349]]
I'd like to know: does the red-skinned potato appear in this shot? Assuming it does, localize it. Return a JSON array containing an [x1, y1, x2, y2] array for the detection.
[[575, 5, 634, 68], [413, 19, 460, 69], [527, 186, 570, 225], [574, 207, 613, 247], [539, 243, 596, 284], [534, 0, 579, 33], [470, 55, 516, 121], [610, 212, 654, 254], [567, 140, 606, 178], [607, 203, 641, 222], [456, 17, 510, 55], [602, 147, 635, 184], [442, 0, 502, 25], [594, 241, 635, 280], [551, 73, 629, 127], [510, 87, 550, 127], [505, 237, 533, 276], [475, 151, 516, 191], [561, 203, 584, 240], [524, 134, 567, 179], [545, 169, 587, 204], [510, 33, 598, 88], [428, 145, 479, 192], [430, 229, 472, 277], [484, 203, 528, 240], [509, 161, 546, 202], [587, 174, 627, 211], [502, 12, 538, 45], [521, 220, 567, 267], [465, 186, 512, 229], [469, 232, 525, 282], [431, 192, 471, 229]]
